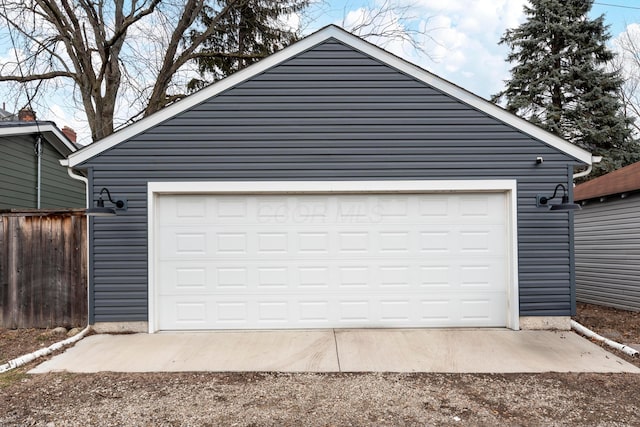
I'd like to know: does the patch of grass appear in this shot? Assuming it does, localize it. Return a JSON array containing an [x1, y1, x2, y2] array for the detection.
[[0, 369, 29, 389], [35, 334, 52, 342]]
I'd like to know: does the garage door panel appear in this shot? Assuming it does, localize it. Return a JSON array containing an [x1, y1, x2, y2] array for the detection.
[[158, 262, 211, 294], [160, 195, 255, 224], [297, 232, 330, 253], [155, 192, 509, 330], [460, 264, 502, 289], [159, 227, 505, 259], [459, 294, 506, 324], [419, 298, 454, 321], [157, 291, 507, 330], [419, 194, 505, 222], [420, 293, 506, 326], [174, 232, 207, 255], [174, 267, 207, 290], [158, 259, 505, 295], [297, 265, 331, 288], [419, 226, 505, 255], [160, 194, 506, 224], [420, 260, 504, 290], [217, 232, 249, 254], [379, 265, 411, 288], [459, 227, 504, 254]]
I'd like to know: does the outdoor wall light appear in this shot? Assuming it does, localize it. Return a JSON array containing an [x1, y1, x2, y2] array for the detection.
[[536, 183, 581, 211], [86, 187, 127, 217]]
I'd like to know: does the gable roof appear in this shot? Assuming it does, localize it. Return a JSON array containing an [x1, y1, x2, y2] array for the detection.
[[62, 25, 593, 168], [0, 106, 14, 120], [574, 161, 640, 201], [0, 121, 78, 154]]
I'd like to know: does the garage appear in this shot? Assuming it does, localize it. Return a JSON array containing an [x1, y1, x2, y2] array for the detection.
[[65, 26, 591, 333], [150, 181, 516, 331]]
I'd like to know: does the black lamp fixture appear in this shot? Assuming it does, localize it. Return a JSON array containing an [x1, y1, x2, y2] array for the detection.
[[536, 183, 581, 211], [86, 187, 127, 217]]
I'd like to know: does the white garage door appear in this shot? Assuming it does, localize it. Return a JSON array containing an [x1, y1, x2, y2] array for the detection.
[[154, 192, 509, 330]]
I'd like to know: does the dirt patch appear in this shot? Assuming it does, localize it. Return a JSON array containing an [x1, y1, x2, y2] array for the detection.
[[573, 302, 640, 343], [1, 305, 639, 426], [573, 302, 640, 368], [0, 328, 68, 365]]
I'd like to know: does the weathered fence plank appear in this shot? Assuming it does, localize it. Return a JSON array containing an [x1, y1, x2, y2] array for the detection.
[[0, 210, 87, 328]]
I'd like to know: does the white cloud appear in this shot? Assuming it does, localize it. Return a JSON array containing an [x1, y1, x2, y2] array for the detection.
[[46, 103, 91, 146], [612, 23, 640, 77], [282, 11, 302, 32], [341, 6, 417, 58], [411, 0, 526, 34], [324, 0, 529, 98], [409, 0, 528, 98]]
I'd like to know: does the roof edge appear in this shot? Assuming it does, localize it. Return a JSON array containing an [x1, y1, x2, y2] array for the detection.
[[574, 160, 640, 201], [0, 122, 77, 154], [67, 26, 349, 167], [67, 24, 592, 167], [330, 31, 592, 164]]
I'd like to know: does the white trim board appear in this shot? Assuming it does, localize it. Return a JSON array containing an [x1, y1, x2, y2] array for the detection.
[[1, 123, 77, 153], [65, 25, 592, 168], [148, 180, 517, 194], [147, 179, 520, 332]]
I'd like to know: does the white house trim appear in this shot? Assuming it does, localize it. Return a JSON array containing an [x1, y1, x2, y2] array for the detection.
[[1, 123, 77, 153], [64, 25, 592, 168], [148, 180, 517, 194], [147, 179, 520, 332]]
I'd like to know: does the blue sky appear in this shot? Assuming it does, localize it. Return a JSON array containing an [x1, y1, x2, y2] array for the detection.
[[592, 1, 640, 34], [1, 1, 639, 145], [308, 0, 640, 100]]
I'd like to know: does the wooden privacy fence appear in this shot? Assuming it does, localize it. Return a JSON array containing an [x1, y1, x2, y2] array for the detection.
[[0, 210, 87, 328]]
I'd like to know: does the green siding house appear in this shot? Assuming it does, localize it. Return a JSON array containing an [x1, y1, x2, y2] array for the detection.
[[0, 121, 85, 209]]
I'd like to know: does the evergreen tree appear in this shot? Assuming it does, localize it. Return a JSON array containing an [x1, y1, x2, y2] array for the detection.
[[188, 0, 308, 91], [493, 0, 639, 177]]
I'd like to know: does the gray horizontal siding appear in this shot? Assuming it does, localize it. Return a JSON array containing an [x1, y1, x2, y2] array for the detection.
[[575, 193, 640, 311], [0, 136, 37, 208], [40, 140, 85, 208], [0, 135, 84, 209], [83, 38, 579, 323]]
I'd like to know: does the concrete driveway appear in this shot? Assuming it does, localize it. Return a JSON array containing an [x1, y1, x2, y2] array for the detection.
[[29, 329, 640, 374]]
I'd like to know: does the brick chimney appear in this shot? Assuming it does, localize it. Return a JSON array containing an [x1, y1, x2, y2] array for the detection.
[[18, 107, 36, 121], [62, 126, 77, 143]]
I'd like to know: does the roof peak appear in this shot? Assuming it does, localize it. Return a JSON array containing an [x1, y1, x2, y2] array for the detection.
[[63, 25, 592, 168]]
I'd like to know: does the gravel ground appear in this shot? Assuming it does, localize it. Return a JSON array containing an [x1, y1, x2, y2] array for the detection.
[[0, 303, 639, 426], [2, 371, 640, 426]]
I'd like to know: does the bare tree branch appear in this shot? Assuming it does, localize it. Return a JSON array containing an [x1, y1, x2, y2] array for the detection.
[[0, 71, 75, 81], [340, 0, 438, 60], [612, 26, 640, 136], [144, 0, 244, 115], [0, 0, 436, 143]]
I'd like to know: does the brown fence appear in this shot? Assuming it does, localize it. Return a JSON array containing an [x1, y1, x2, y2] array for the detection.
[[0, 210, 87, 328]]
